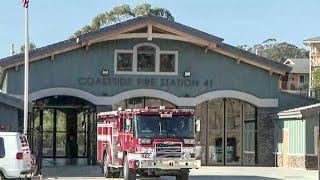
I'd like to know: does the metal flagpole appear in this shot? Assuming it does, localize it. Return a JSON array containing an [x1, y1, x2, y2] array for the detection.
[[23, 0, 29, 135]]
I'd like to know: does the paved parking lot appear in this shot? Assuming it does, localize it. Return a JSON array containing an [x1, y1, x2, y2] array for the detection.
[[40, 165, 318, 180]]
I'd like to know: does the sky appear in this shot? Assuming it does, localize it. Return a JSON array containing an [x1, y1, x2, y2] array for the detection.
[[0, 0, 319, 58]]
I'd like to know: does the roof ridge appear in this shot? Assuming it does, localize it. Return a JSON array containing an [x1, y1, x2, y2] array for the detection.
[[0, 15, 290, 74]]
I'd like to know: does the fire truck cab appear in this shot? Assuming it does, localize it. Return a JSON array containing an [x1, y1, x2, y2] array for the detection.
[[97, 107, 201, 180]]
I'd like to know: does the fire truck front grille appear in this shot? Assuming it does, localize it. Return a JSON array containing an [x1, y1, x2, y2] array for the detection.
[[155, 142, 182, 158]]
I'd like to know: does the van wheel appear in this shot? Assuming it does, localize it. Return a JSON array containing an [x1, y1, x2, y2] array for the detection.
[[123, 155, 136, 180], [113, 171, 120, 178], [103, 153, 111, 178], [0, 171, 4, 180]]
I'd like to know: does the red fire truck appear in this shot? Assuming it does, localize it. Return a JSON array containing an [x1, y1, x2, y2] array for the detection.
[[97, 106, 201, 180]]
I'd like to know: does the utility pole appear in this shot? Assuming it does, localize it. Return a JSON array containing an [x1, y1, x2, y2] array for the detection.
[[23, 0, 30, 135]]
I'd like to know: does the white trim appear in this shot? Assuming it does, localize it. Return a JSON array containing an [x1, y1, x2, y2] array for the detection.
[[278, 103, 320, 113], [114, 42, 178, 76], [160, 51, 179, 75], [114, 49, 134, 74], [306, 154, 318, 156], [314, 126, 319, 155], [28, 88, 278, 107], [287, 153, 307, 156], [284, 59, 295, 65], [278, 113, 303, 119], [243, 151, 255, 154]]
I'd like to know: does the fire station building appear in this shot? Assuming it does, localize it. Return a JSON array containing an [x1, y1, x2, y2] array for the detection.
[[0, 15, 318, 167]]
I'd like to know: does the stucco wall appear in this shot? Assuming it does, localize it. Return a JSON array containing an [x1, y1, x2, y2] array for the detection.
[[0, 102, 19, 131], [287, 73, 309, 90], [4, 39, 279, 101]]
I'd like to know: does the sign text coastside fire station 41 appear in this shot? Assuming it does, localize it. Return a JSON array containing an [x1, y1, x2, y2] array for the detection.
[[78, 76, 217, 88]]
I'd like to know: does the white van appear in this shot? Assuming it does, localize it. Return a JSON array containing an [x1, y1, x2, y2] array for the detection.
[[0, 132, 33, 179]]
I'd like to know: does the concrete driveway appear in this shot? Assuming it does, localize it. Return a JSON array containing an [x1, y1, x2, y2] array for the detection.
[[40, 166, 318, 180]]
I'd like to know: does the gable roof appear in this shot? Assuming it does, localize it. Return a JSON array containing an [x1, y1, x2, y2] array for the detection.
[[284, 58, 309, 74], [278, 102, 320, 119], [304, 36, 320, 44], [0, 15, 290, 75], [0, 92, 33, 112]]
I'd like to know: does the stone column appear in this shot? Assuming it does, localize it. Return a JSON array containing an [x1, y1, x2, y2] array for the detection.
[[256, 107, 278, 166]]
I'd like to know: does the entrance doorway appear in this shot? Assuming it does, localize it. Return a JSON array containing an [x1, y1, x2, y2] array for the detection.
[[29, 96, 96, 167], [195, 98, 257, 165]]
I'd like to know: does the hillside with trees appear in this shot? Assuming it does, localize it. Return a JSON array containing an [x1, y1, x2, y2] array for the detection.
[[237, 39, 308, 63], [69, 4, 174, 39]]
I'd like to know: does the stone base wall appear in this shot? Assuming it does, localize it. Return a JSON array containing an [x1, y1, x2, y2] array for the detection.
[[276, 154, 283, 167], [276, 154, 318, 169], [257, 108, 277, 166], [305, 155, 318, 170], [243, 152, 255, 165], [287, 155, 305, 168]]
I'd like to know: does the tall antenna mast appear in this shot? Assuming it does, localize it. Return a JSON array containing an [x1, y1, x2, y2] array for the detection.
[[11, 43, 15, 55]]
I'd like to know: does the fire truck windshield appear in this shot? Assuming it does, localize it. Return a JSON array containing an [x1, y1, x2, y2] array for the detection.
[[135, 115, 194, 139]]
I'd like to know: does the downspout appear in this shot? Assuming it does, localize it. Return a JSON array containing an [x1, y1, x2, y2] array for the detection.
[[272, 117, 279, 167]]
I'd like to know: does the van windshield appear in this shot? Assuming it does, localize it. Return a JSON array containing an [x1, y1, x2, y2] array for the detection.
[[135, 115, 194, 139]]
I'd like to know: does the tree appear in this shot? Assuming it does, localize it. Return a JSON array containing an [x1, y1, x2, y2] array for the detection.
[[312, 67, 320, 88], [238, 39, 308, 63], [69, 3, 174, 39], [20, 42, 36, 53]]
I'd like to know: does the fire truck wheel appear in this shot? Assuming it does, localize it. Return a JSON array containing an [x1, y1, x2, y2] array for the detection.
[[123, 155, 136, 180], [112, 171, 120, 178], [176, 172, 189, 180], [103, 153, 111, 178]]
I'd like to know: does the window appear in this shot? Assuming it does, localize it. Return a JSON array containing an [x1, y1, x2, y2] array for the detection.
[[137, 46, 156, 72], [114, 43, 178, 75], [0, 137, 5, 158], [117, 53, 133, 71], [160, 54, 176, 72], [299, 75, 305, 84]]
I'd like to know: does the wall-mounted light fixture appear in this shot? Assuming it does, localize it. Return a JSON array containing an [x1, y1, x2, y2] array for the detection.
[[184, 71, 191, 77], [101, 69, 109, 76]]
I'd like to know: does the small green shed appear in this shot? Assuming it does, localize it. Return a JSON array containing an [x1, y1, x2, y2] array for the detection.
[[276, 103, 320, 169]]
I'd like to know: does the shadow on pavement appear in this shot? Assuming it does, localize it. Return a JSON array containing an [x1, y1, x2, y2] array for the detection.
[[189, 176, 279, 180], [41, 165, 103, 178]]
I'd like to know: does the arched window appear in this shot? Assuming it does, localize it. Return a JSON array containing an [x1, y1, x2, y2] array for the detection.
[[114, 42, 178, 75]]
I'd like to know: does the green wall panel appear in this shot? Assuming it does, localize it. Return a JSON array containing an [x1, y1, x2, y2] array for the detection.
[[305, 117, 318, 154], [275, 119, 306, 154]]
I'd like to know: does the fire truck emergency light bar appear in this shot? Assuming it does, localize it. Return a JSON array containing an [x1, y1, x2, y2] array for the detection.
[[97, 111, 118, 119]]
